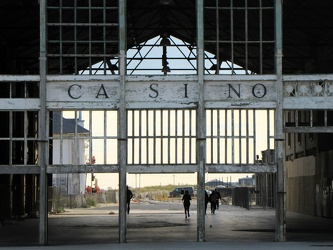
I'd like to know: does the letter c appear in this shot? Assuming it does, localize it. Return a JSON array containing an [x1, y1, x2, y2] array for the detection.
[[68, 84, 82, 99]]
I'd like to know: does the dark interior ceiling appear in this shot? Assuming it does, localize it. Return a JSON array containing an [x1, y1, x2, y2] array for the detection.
[[1, 0, 333, 74]]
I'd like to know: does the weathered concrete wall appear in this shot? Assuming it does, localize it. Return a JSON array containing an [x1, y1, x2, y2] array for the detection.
[[286, 156, 316, 216]]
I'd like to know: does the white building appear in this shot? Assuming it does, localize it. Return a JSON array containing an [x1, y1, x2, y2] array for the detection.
[[52, 112, 90, 195]]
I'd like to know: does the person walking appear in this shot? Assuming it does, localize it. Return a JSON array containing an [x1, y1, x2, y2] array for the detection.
[[182, 190, 191, 218], [209, 190, 218, 214], [205, 190, 209, 214], [126, 186, 133, 214], [215, 188, 221, 209]]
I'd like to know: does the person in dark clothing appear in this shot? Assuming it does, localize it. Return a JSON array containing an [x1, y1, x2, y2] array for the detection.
[[126, 186, 133, 214], [205, 190, 209, 214], [209, 190, 218, 214], [215, 188, 221, 209], [182, 190, 191, 218]]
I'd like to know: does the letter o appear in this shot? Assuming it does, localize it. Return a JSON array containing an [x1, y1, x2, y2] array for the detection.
[[252, 83, 267, 98]]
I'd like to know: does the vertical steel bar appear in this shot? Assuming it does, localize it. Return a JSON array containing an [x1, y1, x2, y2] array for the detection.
[[74, 1, 77, 74], [260, 0, 263, 74], [146, 110, 149, 164], [104, 111, 107, 164], [182, 110, 185, 163], [310, 110, 313, 127], [132, 111, 135, 164], [161, 110, 164, 164], [153, 110, 156, 164], [253, 110, 257, 163], [231, 109, 235, 164], [88, 110, 93, 164], [89, 0, 92, 74], [215, 0, 220, 74], [231, 0, 234, 72], [9, 111, 12, 166], [245, 0, 248, 72], [246, 110, 249, 164], [175, 110, 178, 164], [239, 110, 242, 164], [225, 110, 228, 163], [217, 110, 221, 164], [89, 111, 93, 166], [189, 110, 192, 164], [103, 0, 107, 74], [59, 0, 63, 74], [74, 112, 78, 165], [139, 110, 142, 164], [210, 110, 214, 164], [24, 111, 28, 165], [60, 112, 63, 165], [168, 110, 171, 164], [267, 110, 270, 152]]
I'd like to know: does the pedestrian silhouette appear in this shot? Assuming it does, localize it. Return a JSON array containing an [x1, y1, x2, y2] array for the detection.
[[209, 190, 218, 214], [182, 190, 191, 218], [205, 190, 209, 214], [126, 186, 133, 214], [215, 188, 221, 209]]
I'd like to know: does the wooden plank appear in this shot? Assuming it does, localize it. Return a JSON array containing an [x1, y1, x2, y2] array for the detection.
[[284, 127, 333, 133], [128, 164, 197, 173], [283, 74, 333, 81], [47, 165, 119, 173], [1, 164, 276, 174], [0, 166, 40, 174], [0, 99, 40, 110], [0, 75, 40, 81], [206, 164, 277, 173], [284, 97, 333, 110]]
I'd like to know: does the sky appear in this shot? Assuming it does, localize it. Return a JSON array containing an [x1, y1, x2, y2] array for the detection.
[[90, 173, 253, 190]]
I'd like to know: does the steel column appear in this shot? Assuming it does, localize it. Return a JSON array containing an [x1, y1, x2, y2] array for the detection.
[[39, 0, 48, 245], [196, 0, 206, 242], [274, 0, 286, 242], [118, 0, 127, 243]]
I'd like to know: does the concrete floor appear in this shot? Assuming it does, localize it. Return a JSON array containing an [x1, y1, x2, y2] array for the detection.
[[0, 200, 333, 248]]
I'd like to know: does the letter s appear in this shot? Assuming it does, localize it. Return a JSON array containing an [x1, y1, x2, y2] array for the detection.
[[149, 83, 159, 98]]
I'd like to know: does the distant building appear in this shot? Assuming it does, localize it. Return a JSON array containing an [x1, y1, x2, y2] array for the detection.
[[52, 112, 90, 195], [238, 175, 255, 186]]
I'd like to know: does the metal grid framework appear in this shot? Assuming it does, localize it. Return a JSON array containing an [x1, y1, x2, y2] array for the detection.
[[126, 37, 199, 75], [0, 81, 39, 98], [127, 109, 197, 165], [49, 110, 118, 167], [46, 0, 119, 75], [0, 0, 296, 244], [0, 111, 39, 166], [204, 0, 275, 74], [50, 109, 275, 167], [45, 0, 275, 76], [206, 109, 275, 164], [285, 110, 333, 127], [283, 79, 333, 132]]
